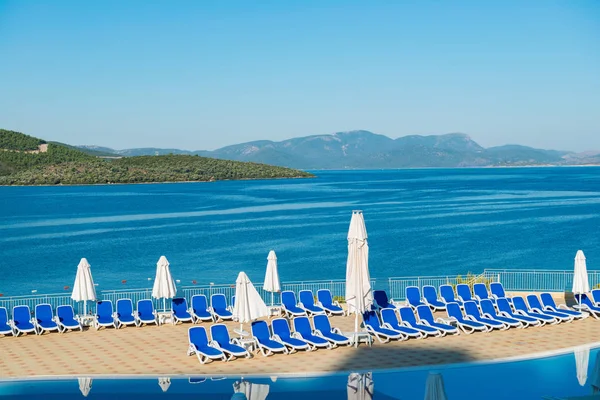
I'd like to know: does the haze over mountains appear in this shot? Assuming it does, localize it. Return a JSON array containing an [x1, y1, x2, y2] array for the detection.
[[79, 131, 600, 169]]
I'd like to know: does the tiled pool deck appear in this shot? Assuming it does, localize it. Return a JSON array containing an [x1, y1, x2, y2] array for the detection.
[[1, 295, 598, 378]]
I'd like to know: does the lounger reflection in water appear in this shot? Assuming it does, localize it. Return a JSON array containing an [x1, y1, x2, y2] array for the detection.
[[187, 326, 226, 364], [251, 320, 288, 357], [210, 324, 251, 361], [446, 303, 488, 334], [313, 314, 351, 347], [271, 318, 310, 352]]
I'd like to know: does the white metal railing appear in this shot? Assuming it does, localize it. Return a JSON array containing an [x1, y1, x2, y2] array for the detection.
[[483, 269, 600, 293], [387, 272, 500, 300]]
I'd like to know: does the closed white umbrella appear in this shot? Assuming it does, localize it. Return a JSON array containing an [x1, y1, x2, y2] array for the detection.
[[345, 210, 373, 334], [233, 272, 270, 335], [575, 345, 590, 386], [158, 377, 171, 392], [572, 250, 590, 295], [71, 258, 97, 317], [233, 380, 270, 400], [424, 372, 448, 400], [347, 372, 374, 400], [263, 250, 281, 306], [152, 256, 177, 312], [78, 377, 92, 397]]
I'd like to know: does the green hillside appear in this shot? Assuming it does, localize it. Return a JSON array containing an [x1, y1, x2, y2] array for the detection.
[[0, 129, 313, 185]]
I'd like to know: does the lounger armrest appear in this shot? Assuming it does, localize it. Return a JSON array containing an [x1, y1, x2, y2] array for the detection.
[[465, 315, 477, 322], [491, 294, 500, 300], [291, 332, 302, 340], [542, 305, 555, 312], [435, 317, 449, 324], [208, 340, 221, 350], [420, 320, 433, 327], [400, 321, 412, 328], [333, 301, 341, 307], [482, 313, 494, 320], [556, 304, 572, 311], [382, 322, 394, 330], [332, 327, 343, 335], [231, 337, 242, 346], [530, 307, 543, 314], [514, 310, 528, 316], [226, 306, 233, 312], [474, 295, 483, 301]]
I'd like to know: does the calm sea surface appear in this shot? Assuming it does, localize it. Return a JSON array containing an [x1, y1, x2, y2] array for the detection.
[[0, 167, 599, 296]]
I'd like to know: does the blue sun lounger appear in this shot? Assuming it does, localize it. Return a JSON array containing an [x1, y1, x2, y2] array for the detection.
[[576, 294, 600, 319], [480, 299, 523, 328], [512, 296, 557, 325], [281, 291, 307, 318], [422, 286, 446, 311], [313, 314, 351, 347], [406, 286, 426, 309], [373, 290, 396, 310], [35, 304, 59, 334], [496, 298, 540, 326], [591, 289, 600, 306], [55, 305, 82, 332], [317, 289, 344, 316], [293, 316, 332, 350], [446, 302, 488, 334], [416, 305, 459, 335], [440, 285, 463, 308], [473, 283, 496, 305], [211, 294, 233, 321], [115, 299, 137, 328], [363, 310, 404, 343], [95, 301, 117, 330], [190, 295, 214, 323], [539, 293, 586, 320], [187, 326, 226, 364], [299, 290, 326, 315], [271, 318, 310, 352], [526, 295, 573, 323], [397, 307, 441, 337], [490, 282, 513, 304], [171, 297, 193, 324], [251, 320, 288, 357], [380, 308, 424, 338], [456, 284, 479, 305], [210, 324, 250, 361], [464, 301, 506, 330], [13, 305, 37, 336], [0, 307, 14, 336], [135, 299, 158, 326]]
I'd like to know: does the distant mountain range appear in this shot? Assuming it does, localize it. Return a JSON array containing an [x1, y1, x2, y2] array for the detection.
[[79, 131, 600, 169]]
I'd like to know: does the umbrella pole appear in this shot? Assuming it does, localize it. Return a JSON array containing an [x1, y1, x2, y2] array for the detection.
[[84, 300, 87, 317], [271, 292, 274, 306], [163, 298, 166, 312]]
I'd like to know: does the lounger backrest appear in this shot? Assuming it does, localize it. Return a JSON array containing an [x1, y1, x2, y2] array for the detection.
[[231, 296, 236, 307], [463, 301, 480, 318], [211, 294, 228, 311], [399, 307, 417, 324], [317, 290, 334, 307], [422, 286, 438, 303], [0, 307, 8, 325], [456, 284, 473, 301], [473, 283, 489, 300], [116, 299, 133, 316], [446, 303, 463, 321], [35, 304, 53, 322], [496, 298, 512, 314], [405, 286, 421, 306], [380, 308, 398, 326], [189, 326, 209, 347], [416, 305, 434, 323], [592, 289, 600, 304], [272, 318, 293, 339], [313, 315, 331, 333], [192, 295, 209, 312], [373, 290, 390, 308], [251, 320, 271, 342], [490, 282, 506, 299], [137, 299, 154, 317], [299, 290, 315, 307], [480, 300, 497, 317], [512, 297, 529, 312], [439, 285, 456, 303], [526, 295, 544, 311], [210, 324, 231, 346], [293, 316, 313, 336], [540, 293, 557, 309], [13, 305, 31, 324], [281, 291, 297, 309], [172, 298, 189, 315], [97, 301, 113, 317], [362, 311, 380, 328], [57, 305, 75, 322]]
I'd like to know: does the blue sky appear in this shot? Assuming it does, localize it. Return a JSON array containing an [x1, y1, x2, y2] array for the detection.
[[0, 1, 598, 151]]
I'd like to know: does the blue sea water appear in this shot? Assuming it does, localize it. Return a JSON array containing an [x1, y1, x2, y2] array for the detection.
[[1, 346, 598, 399], [0, 167, 599, 296]]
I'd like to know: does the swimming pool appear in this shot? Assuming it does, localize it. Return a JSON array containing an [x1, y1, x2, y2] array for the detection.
[[1, 345, 599, 399]]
